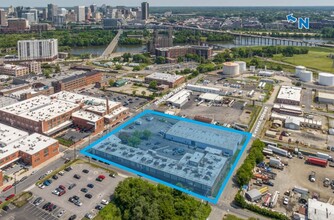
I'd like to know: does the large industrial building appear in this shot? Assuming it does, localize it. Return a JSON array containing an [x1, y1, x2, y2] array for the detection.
[[307, 199, 333, 220], [276, 86, 302, 106], [17, 39, 58, 61], [165, 121, 243, 156], [0, 95, 80, 135], [87, 111, 247, 197], [51, 91, 130, 128], [186, 84, 223, 95], [145, 72, 185, 88], [51, 71, 102, 93], [0, 91, 129, 136], [0, 132, 59, 186], [166, 89, 192, 108]]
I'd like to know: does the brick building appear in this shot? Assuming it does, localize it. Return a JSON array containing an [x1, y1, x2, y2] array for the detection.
[[0, 95, 80, 135], [155, 45, 213, 62], [0, 133, 59, 186], [72, 110, 105, 134], [52, 71, 102, 93], [0, 64, 29, 77]]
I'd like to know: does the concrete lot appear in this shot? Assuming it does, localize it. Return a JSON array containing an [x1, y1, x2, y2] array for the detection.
[[179, 93, 246, 125], [25, 163, 124, 220]]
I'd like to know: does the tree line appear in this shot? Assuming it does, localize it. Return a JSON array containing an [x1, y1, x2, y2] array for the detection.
[[98, 178, 211, 220]]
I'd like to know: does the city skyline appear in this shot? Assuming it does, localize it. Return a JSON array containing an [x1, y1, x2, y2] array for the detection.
[[1, 0, 334, 7]]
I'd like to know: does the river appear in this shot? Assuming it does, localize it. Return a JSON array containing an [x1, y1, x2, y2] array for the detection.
[[70, 37, 331, 56]]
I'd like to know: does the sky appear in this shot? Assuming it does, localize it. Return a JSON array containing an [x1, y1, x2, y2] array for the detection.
[[2, 0, 334, 7]]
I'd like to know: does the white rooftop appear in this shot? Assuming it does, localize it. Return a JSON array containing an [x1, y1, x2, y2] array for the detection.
[[0, 133, 58, 160], [0, 123, 29, 146], [308, 199, 334, 220], [317, 92, 334, 100], [51, 91, 120, 114], [277, 86, 302, 103], [167, 89, 191, 105], [199, 93, 223, 101], [72, 110, 102, 123], [0, 95, 79, 122], [146, 72, 183, 83]]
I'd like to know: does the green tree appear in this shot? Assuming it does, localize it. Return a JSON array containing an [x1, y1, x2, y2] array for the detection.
[[149, 80, 158, 89], [141, 91, 146, 96], [55, 64, 61, 73], [132, 90, 137, 96], [155, 56, 166, 64], [142, 130, 152, 140], [115, 64, 122, 70], [109, 79, 115, 87]]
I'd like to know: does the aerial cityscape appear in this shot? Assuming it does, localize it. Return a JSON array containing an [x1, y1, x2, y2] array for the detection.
[[0, 1, 333, 220]]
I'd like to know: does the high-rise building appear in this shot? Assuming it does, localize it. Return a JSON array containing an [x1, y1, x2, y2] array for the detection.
[[6, 18, 29, 32], [47, 4, 58, 21], [85, 7, 92, 20], [141, 2, 149, 20], [75, 6, 85, 22], [18, 39, 58, 61], [42, 8, 48, 20], [0, 9, 7, 26], [90, 4, 97, 13]]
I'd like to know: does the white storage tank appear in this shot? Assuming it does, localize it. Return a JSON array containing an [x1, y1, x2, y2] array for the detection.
[[234, 61, 247, 73], [318, 72, 334, 86], [223, 62, 240, 75], [249, 66, 256, 72], [295, 66, 306, 77], [299, 70, 313, 82]]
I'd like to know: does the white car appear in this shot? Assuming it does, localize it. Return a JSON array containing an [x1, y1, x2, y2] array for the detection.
[[85, 213, 93, 219], [52, 189, 59, 195], [57, 210, 66, 217], [101, 199, 109, 205], [283, 197, 289, 205], [38, 184, 45, 189], [46, 170, 53, 175]]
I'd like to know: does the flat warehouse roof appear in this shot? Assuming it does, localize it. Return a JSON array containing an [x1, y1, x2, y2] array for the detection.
[[166, 121, 243, 152], [93, 135, 227, 187], [0, 123, 29, 146], [72, 110, 102, 123], [277, 86, 302, 102], [51, 91, 120, 114], [146, 72, 184, 83]]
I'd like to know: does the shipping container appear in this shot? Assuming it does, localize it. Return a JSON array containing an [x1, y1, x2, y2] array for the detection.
[[316, 152, 332, 161], [306, 157, 328, 167], [267, 145, 291, 158]]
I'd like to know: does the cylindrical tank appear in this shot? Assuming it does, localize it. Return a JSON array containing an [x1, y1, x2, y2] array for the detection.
[[295, 66, 306, 77], [234, 61, 247, 73], [249, 66, 256, 72], [318, 72, 334, 86], [223, 62, 239, 75], [299, 70, 313, 82]]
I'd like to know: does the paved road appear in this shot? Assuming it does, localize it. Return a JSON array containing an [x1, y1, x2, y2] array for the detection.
[[101, 29, 123, 58]]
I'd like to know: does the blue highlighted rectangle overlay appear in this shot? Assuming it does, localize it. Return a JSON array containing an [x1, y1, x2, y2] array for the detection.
[[80, 110, 252, 204]]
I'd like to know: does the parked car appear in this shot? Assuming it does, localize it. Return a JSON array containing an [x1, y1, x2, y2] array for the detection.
[[85, 193, 92, 199], [58, 171, 65, 176], [81, 188, 88, 193], [5, 194, 15, 201], [43, 202, 51, 209], [95, 205, 103, 210], [57, 210, 66, 218], [2, 206, 9, 211], [69, 214, 77, 220], [82, 169, 89, 174], [101, 199, 109, 205], [64, 167, 72, 172], [87, 184, 94, 188], [52, 175, 58, 180], [68, 183, 76, 190], [73, 174, 81, 179]]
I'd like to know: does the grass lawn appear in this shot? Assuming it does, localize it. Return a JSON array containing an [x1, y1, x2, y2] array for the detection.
[[273, 47, 334, 73], [223, 214, 246, 220]]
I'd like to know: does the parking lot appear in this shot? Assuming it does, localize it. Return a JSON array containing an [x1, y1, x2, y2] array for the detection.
[[26, 163, 124, 220]]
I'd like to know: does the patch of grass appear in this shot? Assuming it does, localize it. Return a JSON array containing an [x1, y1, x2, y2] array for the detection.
[[12, 191, 33, 208], [247, 105, 262, 131], [223, 214, 246, 220], [273, 47, 334, 73], [56, 137, 75, 147]]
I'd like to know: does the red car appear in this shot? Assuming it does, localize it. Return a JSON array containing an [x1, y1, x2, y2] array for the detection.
[[2, 185, 12, 192], [98, 175, 105, 180], [5, 194, 15, 201]]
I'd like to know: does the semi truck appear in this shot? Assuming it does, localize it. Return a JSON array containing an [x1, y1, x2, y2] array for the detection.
[[269, 158, 284, 170], [307, 157, 328, 167], [269, 191, 279, 208], [267, 145, 292, 158], [316, 152, 333, 161]]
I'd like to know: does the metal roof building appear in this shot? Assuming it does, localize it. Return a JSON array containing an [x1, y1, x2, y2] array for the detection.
[[308, 199, 334, 220], [276, 86, 302, 106], [165, 121, 243, 156]]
